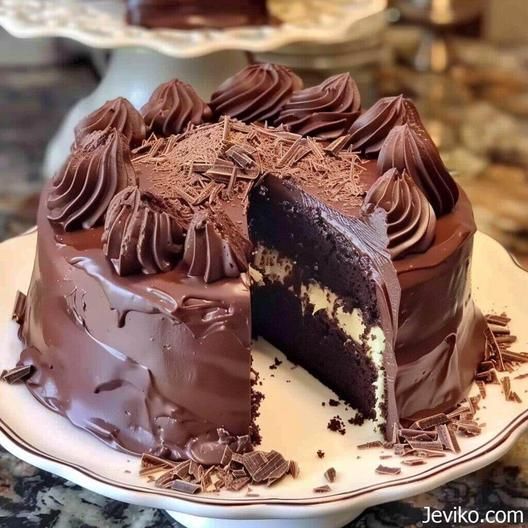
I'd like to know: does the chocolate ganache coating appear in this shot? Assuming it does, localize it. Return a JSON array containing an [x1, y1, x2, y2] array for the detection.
[[377, 123, 459, 216], [141, 79, 213, 136], [74, 97, 146, 148], [349, 95, 417, 156], [47, 130, 137, 231], [103, 186, 186, 276], [209, 63, 303, 123], [362, 168, 436, 259], [275, 73, 361, 140], [184, 209, 252, 283]]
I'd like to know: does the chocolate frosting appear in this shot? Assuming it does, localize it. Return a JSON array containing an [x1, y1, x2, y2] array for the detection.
[[141, 79, 213, 136], [275, 73, 361, 140], [102, 186, 186, 276], [184, 209, 252, 283], [362, 168, 436, 259], [377, 124, 459, 216], [74, 97, 146, 148], [349, 95, 417, 156], [47, 130, 137, 231], [209, 63, 303, 123]]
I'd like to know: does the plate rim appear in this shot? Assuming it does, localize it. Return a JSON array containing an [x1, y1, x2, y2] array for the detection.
[[0, 230, 527, 520]]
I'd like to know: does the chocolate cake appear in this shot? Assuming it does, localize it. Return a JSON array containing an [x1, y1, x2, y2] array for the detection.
[[126, 0, 270, 29], [16, 64, 486, 466]]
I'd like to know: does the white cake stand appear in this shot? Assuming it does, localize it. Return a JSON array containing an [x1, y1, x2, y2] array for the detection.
[[0, 0, 386, 178]]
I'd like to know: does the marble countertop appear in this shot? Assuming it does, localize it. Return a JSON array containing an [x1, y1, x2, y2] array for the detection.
[[0, 28, 528, 528]]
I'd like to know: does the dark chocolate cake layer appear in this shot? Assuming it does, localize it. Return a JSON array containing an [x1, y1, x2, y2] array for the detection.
[[126, 0, 270, 29]]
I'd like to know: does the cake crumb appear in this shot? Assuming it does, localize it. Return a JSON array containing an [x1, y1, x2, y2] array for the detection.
[[327, 416, 346, 435], [316, 450, 325, 459]]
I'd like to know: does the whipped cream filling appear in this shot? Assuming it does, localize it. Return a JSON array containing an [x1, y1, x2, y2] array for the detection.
[[251, 244, 386, 427]]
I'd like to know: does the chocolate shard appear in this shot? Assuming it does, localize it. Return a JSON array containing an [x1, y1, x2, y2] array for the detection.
[[250, 451, 289, 483], [324, 467, 337, 483], [401, 458, 427, 466], [155, 469, 178, 489], [357, 441, 383, 449], [220, 446, 233, 465], [172, 460, 192, 480], [288, 461, 300, 479], [1, 364, 33, 384], [170, 479, 201, 494], [436, 424, 457, 453], [227, 476, 251, 491], [407, 440, 444, 452], [11, 290, 27, 324], [375, 465, 401, 475], [313, 484, 331, 493], [412, 413, 450, 430]]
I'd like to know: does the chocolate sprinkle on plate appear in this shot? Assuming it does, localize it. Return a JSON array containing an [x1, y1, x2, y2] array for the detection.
[[11, 290, 26, 324], [375, 465, 401, 475], [316, 450, 325, 459], [0, 364, 33, 384], [324, 467, 337, 483]]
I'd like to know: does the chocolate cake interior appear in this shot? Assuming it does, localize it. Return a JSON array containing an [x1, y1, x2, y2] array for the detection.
[[249, 175, 393, 429]]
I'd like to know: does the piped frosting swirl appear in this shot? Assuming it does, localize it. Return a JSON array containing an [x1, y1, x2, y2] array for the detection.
[[74, 97, 146, 148], [102, 186, 186, 276], [377, 123, 459, 216], [349, 95, 418, 156], [362, 168, 436, 259], [209, 63, 303, 123], [47, 130, 137, 231], [275, 73, 361, 140], [141, 79, 213, 136], [183, 209, 252, 283]]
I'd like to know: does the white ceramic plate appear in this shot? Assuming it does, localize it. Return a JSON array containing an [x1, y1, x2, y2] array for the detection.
[[0, 231, 527, 528], [0, 0, 386, 58]]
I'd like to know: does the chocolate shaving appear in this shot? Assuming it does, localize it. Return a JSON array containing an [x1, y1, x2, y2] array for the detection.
[[313, 485, 331, 493], [251, 451, 289, 483], [501, 376, 512, 400], [289, 460, 300, 478], [375, 465, 401, 475], [324, 134, 351, 155], [171, 480, 201, 494], [11, 290, 26, 324], [324, 467, 337, 483], [412, 413, 449, 430], [357, 441, 383, 449], [407, 440, 444, 452], [1, 364, 33, 384], [401, 458, 427, 466]]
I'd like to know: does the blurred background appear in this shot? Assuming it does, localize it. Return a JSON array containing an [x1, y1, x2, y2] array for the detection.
[[0, 0, 527, 271]]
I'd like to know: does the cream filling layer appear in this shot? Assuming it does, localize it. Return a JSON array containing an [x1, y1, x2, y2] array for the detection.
[[251, 244, 386, 426]]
